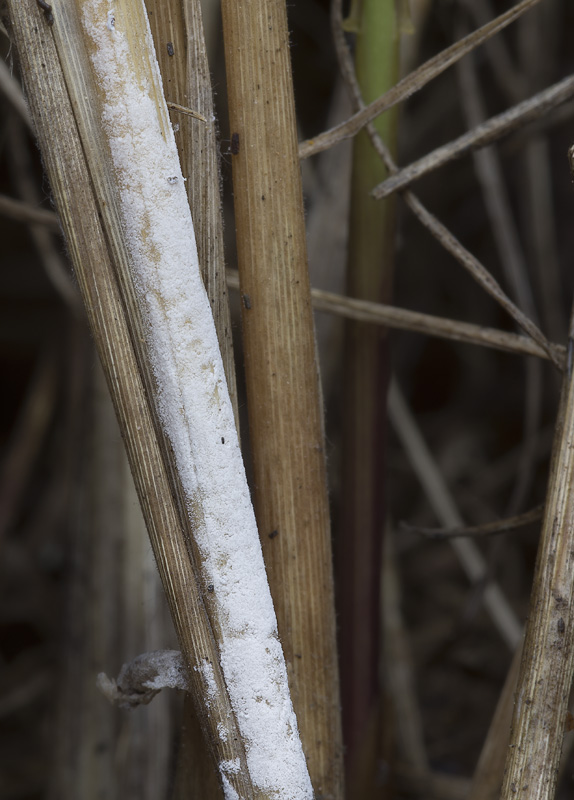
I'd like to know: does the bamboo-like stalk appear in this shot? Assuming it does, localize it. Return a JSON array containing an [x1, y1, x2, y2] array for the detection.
[[501, 322, 574, 798], [144, 0, 238, 428], [8, 1, 312, 797], [337, 0, 399, 790], [220, 1, 344, 797], [143, 3, 237, 794], [7, 4, 250, 791]]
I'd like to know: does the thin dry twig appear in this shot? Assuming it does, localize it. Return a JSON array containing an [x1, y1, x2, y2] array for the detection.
[[388, 380, 523, 652], [300, 0, 542, 159], [403, 195, 561, 368], [226, 268, 565, 366], [372, 74, 574, 200], [330, 0, 562, 371], [401, 504, 544, 541], [165, 101, 207, 121], [0, 193, 60, 228]]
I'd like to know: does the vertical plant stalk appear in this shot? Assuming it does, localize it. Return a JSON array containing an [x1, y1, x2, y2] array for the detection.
[[8, 0, 313, 797], [338, 0, 399, 786], [144, 3, 238, 794], [144, 0, 239, 426], [8, 3, 250, 793], [220, 1, 344, 797], [501, 319, 574, 800]]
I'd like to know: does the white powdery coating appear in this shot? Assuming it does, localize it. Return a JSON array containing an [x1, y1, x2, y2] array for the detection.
[[220, 759, 241, 776], [195, 658, 218, 707], [217, 722, 229, 743], [221, 775, 240, 800], [81, 3, 313, 798]]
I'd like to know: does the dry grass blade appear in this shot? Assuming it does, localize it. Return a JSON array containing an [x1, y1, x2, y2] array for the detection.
[[7, 1, 288, 796], [221, 0, 343, 793], [373, 74, 574, 200], [330, 0, 561, 370], [300, 0, 541, 159], [227, 268, 565, 364], [402, 504, 544, 540], [404, 194, 562, 370]]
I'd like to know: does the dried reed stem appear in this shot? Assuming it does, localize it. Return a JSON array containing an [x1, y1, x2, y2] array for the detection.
[[372, 75, 574, 200], [501, 320, 574, 799], [330, 4, 560, 370], [7, 1, 307, 796], [220, 0, 344, 795]]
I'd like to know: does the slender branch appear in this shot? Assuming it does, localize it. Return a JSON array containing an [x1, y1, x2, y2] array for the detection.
[[404, 195, 562, 368], [0, 193, 60, 228], [401, 504, 544, 541], [227, 269, 565, 365], [330, 0, 561, 370], [221, 0, 343, 795], [388, 379, 523, 651], [372, 74, 574, 200], [300, 0, 541, 159]]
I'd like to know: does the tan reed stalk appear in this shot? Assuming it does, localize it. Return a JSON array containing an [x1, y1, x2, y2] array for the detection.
[[220, 0, 344, 796], [501, 315, 574, 799], [7, 1, 311, 796]]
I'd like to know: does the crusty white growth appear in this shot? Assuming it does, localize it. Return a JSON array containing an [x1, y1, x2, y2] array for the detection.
[[220, 759, 242, 776], [221, 775, 240, 800], [195, 658, 218, 708], [80, 2, 313, 798]]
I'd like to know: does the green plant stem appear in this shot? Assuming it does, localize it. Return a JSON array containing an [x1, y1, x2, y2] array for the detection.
[[338, 0, 399, 792]]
